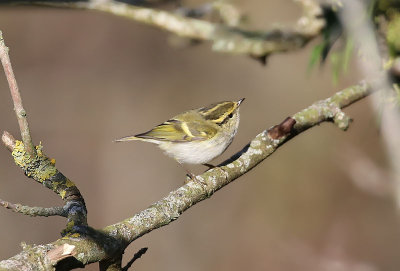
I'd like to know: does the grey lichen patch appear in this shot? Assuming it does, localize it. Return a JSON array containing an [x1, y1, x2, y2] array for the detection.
[[233, 159, 243, 170], [295, 106, 321, 124], [20, 242, 31, 250], [250, 139, 261, 148], [271, 139, 281, 146], [330, 83, 369, 107], [159, 198, 181, 221], [334, 111, 352, 131], [0, 244, 56, 271], [130, 208, 160, 229], [77, 253, 85, 260], [237, 145, 264, 173], [209, 175, 218, 186], [113, 224, 133, 243], [260, 132, 268, 141]]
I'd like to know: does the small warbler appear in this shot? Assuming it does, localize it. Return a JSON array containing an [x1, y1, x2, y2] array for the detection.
[[116, 99, 244, 179]]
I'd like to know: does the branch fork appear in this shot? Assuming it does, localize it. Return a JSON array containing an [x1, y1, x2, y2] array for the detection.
[[0, 14, 373, 270], [0, 32, 87, 234]]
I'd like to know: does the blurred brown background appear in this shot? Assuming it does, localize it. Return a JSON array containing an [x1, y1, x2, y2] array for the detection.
[[1, 1, 399, 270]]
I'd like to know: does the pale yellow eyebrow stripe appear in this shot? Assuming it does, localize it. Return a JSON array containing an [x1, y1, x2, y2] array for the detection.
[[203, 102, 230, 115], [181, 122, 194, 138]]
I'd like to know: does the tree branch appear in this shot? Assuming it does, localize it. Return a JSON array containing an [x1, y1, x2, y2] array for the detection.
[[0, 81, 371, 270], [7, 0, 325, 58], [0, 198, 67, 217], [0, 32, 87, 233], [0, 31, 35, 157]]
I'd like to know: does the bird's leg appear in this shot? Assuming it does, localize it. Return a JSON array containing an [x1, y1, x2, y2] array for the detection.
[[177, 161, 207, 185]]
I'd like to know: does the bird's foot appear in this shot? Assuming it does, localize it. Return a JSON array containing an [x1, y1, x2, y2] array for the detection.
[[185, 172, 207, 186]]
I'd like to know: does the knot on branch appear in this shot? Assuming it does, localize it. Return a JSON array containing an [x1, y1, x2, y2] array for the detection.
[[332, 109, 352, 130], [321, 103, 352, 131], [268, 117, 296, 139]]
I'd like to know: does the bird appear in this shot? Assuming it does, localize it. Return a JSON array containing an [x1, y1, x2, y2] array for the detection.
[[115, 98, 244, 181]]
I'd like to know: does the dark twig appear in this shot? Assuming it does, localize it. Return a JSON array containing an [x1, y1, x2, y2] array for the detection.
[[0, 31, 35, 157], [122, 248, 148, 271]]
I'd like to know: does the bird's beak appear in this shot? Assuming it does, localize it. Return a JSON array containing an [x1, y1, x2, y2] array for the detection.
[[237, 98, 245, 106]]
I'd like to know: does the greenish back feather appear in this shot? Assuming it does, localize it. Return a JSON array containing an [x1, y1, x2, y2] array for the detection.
[[134, 112, 218, 142]]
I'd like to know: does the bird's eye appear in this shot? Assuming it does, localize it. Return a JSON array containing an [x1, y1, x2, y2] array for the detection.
[[228, 113, 233, 118]]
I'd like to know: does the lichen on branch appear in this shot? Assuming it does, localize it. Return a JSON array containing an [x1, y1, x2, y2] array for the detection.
[[0, 31, 87, 235], [9, 0, 325, 58], [9, 139, 87, 232]]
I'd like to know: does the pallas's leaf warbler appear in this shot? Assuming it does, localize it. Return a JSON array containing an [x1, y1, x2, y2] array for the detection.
[[116, 99, 244, 179]]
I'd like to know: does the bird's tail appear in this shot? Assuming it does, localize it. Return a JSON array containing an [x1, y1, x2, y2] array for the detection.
[[114, 135, 139, 142]]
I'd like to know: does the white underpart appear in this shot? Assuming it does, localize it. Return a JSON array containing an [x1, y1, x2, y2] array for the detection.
[[158, 113, 240, 164]]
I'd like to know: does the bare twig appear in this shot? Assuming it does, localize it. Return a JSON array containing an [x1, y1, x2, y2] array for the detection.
[[0, 31, 35, 157], [0, 199, 67, 217]]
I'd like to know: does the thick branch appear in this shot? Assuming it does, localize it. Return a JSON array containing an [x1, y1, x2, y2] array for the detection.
[[9, 0, 325, 57], [0, 81, 371, 270]]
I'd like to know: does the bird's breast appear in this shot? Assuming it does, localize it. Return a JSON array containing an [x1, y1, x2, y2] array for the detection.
[[158, 133, 235, 164]]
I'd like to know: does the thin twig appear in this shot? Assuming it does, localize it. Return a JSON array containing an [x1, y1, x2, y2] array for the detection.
[[122, 247, 148, 271], [0, 199, 67, 217], [0, 31, 35, 157]]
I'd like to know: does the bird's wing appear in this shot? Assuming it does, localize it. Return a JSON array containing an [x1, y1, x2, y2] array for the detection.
[[135, 117, 218, 142]]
